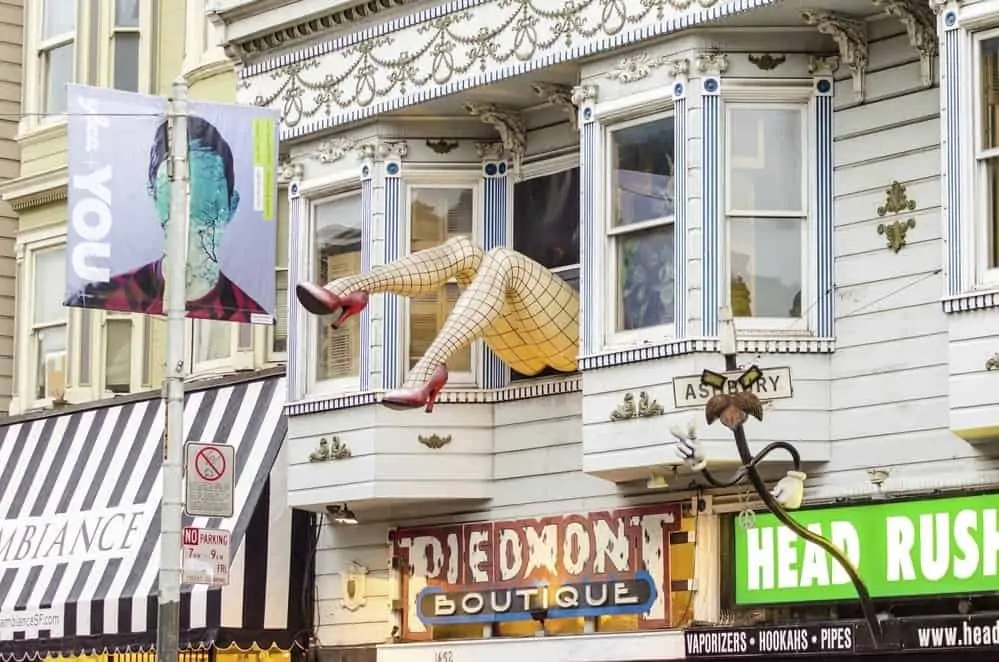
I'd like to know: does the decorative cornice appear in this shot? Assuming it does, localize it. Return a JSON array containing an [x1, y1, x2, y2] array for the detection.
[[873, 0, 938, 88], [695, 52, 729, 75], [801, 10, 868, 102], [530, 82, 577, 131], [605, 51, 671, 83], [224, 0, 413, 61], [0, 167, 68, 211], [312, 137, 358, 163], [183, 57, 236, 87], [466, 103, 526, 178], [808, 55, 841, 76]]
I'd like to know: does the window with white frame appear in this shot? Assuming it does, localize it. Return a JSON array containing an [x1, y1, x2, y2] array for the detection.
[[269, 192, 290, 358], [192, 319, 253, 372], [310, 192, 363, 390], [39, 0, 76, 115], [111, 0, 140, 92], [30, 247, 69, 402], [406, 185, 476, 383], [512, 158, 579, 380], [724, 104, 807, 326], [975, 34, 999, 287], [605, 114, 676, 343]]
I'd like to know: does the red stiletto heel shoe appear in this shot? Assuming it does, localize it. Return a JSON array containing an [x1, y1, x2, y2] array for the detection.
[[382, 365, 449, 413], [296, 284, 369, 328]]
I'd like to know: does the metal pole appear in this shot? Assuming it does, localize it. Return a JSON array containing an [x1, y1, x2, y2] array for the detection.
[[157, 76, 190, 662]]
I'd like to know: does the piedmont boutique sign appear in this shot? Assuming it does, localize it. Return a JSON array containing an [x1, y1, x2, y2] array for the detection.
[[0, 506, 150, 568], [734, 493, 999, 604], [391, 504, 681, 640]]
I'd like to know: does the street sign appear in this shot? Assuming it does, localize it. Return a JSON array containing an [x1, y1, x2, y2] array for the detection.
[[182, 526, 230, 586], [184, 441, 235, 518], [672, 366, 793, 409]]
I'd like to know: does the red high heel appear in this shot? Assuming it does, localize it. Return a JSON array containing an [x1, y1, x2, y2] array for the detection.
[[382, 365, 449, 413], [296, 283, 369, 329]]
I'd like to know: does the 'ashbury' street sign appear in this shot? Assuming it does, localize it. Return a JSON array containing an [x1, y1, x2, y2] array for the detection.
[[733, 493, 999, 605], [673, 367, 793, 409]]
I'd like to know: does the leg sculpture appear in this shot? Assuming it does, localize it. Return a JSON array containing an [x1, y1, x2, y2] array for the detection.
[[297, 236, 580, 413]]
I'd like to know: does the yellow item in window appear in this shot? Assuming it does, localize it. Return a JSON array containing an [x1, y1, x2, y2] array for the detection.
[[731, 274, 752, 318]]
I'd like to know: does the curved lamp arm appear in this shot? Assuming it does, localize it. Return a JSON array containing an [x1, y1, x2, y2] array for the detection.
[[697, 441, 802, 488]]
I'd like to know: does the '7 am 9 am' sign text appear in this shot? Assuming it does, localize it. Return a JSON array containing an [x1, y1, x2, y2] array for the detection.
[[734, 494, 999, 605]]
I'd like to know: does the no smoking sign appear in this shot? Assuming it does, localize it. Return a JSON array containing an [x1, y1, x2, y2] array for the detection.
[[184, 441, 235, 518]]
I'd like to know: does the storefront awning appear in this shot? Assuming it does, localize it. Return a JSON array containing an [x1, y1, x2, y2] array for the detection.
[[0, 370, 308, 661]]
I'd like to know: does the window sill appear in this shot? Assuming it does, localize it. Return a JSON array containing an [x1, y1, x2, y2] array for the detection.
[[942, 289, 999, 313], [579, 335, 834, 371]]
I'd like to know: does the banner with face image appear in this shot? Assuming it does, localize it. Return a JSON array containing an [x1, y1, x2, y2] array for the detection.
[[65, 85, 278, 324]]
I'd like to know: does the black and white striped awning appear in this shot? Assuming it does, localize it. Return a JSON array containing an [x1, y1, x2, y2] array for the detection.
[[0, 370, 309, 661]]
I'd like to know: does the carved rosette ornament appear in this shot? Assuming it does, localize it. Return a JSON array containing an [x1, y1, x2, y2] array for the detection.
[[531, 82, 578, 131], [466, 103, 526, 179], [873, 0, 938, 88], [605, 51, 671, 83], [801, 10, 869, 102]]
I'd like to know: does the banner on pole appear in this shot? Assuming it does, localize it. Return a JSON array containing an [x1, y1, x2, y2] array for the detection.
[[65, 85, 279, 324]]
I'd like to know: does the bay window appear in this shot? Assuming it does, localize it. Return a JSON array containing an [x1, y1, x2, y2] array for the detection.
[[406, 185, 475, 384], [311, 192, 362, 389], [111, 0, 140, 92], [31, 247, 68, 402], [512, 158, 580, 380], [39, 0, 76, 115], [724, 104, 807, 327], [605, 115, 676, 343]]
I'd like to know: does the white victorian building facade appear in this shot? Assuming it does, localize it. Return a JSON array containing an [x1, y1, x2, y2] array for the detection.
[[213, 0, 999, 660]]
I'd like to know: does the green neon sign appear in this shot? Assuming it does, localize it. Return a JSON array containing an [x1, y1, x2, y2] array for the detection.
[[733, 494, 999, 605]]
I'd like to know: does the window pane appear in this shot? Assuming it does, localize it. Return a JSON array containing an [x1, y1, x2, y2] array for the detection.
[[115, 0, 140, 27], [513, 168, 580, 269], [237, 323, 252, 349], [105, 318, 132, 393], [730, 217, 803, 318], [982, 38, 999, 150], [315, 195, 362, 381], [42, 0, 76, 40], [408, 188, 473, 373], [44, 44, 74, 114], [728, 108, 802, 212], [611, 119, 675, 227], [35, 326, 67, 400], [196, 320, 230, 362], [78, 309, 91, 385], [273, 269, 288, 354], [987, 158, 999, 269], [617, 225, 674, 331], [34, 248, 66, 325], [113, 33, 140, 92]]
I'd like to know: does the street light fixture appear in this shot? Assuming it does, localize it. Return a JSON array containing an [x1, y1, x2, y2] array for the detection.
[[674, 307, 884, 648]]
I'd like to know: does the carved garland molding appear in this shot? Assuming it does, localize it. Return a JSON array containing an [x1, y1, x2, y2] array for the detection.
[[801, 9, 868, 102]]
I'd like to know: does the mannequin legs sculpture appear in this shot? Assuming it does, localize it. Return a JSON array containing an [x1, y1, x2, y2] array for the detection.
[[297, 236, 579, 411]]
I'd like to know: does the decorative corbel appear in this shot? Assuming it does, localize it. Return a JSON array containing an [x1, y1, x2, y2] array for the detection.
[[638, 392, 665, 417], [474, 141, 505, 162], [355, 142, 378, 161], [927, 0, 950, 14], [873, 0, 938, 88], [695, 52, 730, 75], [466, 103, 526, 179], [312, 137, 358, 164], [277, 156, 304, 184], [605, 51, 671, 84], [530, 82, 578, 131], [309, 436, 352, 462], [570, 84, 598, 106], [418, 434, 452, 449], [802, 10, 868, 102], [377, 140, 410, 160], [808, 55, 841, 76]]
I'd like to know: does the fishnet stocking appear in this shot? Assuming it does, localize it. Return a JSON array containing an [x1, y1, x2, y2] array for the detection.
[[320, 236, 580, 388]]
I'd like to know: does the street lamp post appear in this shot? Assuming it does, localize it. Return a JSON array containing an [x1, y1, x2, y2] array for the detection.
[[675, 308, 884, 648]]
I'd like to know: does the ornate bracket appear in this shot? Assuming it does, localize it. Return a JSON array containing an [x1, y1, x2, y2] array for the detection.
[[426, 139, 459, 154], [609, 392, 665, 420], [531, 82, 577, 131], [605, 51, 671, 83], [418, 433, 452, 449], [377, 140, 409, 160], [695, 52, 730, 75], [474, 141, 505, 162], [802, 10, 868, 101], [873, 0, 938, 87], [309, 436, 352, 462], [312, 137, 358, 164], [571, 84, 598, 107], [277, 156, 304, 184], [466, 103, 526, 179], [808, 55, 841, 76], [747, 53, 786, 71]]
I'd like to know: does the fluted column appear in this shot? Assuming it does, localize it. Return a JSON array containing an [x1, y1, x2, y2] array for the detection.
[[477, 141, 511, 389]]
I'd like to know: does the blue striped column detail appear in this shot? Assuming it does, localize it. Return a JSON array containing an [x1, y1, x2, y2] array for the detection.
[[579, 97, 599, 356], [287, 180, 303, 402], [359, 161, 374, 391], [382, 157, 403, 389], [813, 76, 835, 337], [942, 6, 962, 296], [481, 155, 510, 388], [672, 78, 688, 338], [700, 74, 721, 336]]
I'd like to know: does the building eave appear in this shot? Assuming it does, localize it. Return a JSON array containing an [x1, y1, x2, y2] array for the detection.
[[0, 166, 69, 211]]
